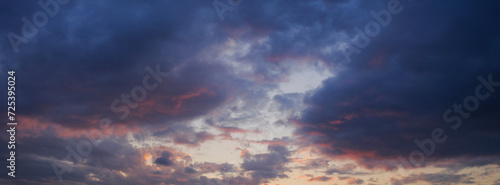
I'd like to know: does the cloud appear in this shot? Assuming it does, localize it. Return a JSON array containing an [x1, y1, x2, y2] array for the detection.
[[307, 175, 334, 182], [154, 151, 175, 166], [0, 133, 243, 185], [0, 0, 251, 131], [343, 177, 364, 185], [1, 0, 500, 184], [391, 173, 475, 185], [153, 124, 215, 147], [294, 0, 500, 170], [241, 145, 291, 183]]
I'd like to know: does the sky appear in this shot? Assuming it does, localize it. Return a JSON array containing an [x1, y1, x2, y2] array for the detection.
[[1, 0, 500, 185]]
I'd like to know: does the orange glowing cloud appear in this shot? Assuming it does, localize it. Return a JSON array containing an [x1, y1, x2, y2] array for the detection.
[[240, 148, 251, 158]]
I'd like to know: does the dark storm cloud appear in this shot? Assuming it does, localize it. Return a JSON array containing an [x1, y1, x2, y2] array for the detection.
[[296, 0, 500, 169], [0, 0, 389, 129], [0, 0, 248, 129]]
